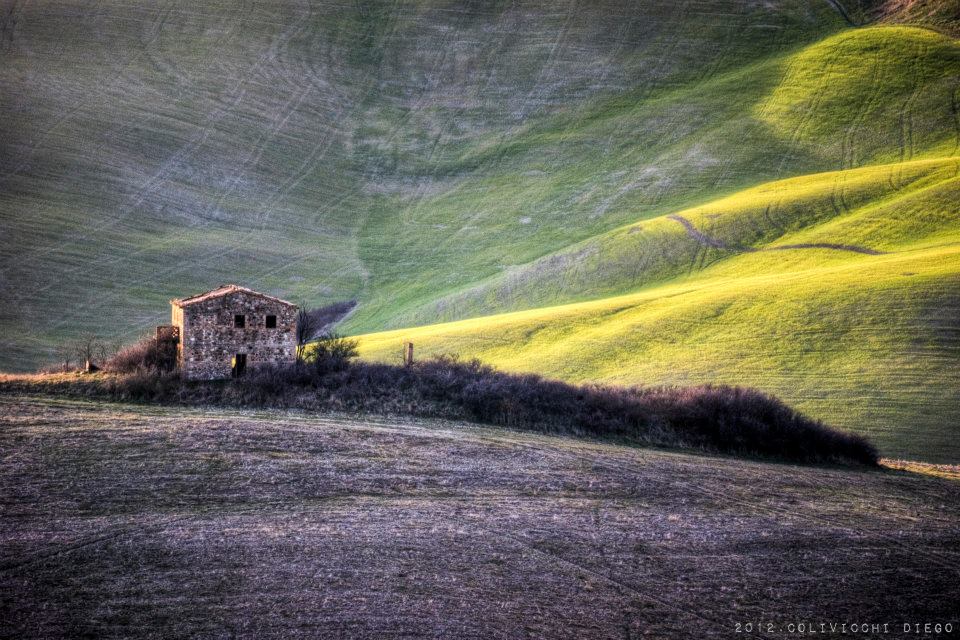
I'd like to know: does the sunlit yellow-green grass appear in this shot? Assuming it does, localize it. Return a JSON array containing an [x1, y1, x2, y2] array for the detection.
[[394, 157, 960, 326], [357, 161, 960, 463]]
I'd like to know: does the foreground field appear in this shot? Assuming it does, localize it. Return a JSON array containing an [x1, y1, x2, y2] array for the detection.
[[1, 397, 957, 638]]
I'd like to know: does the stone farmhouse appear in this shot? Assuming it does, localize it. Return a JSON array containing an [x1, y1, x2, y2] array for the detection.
[[164, 285, 298, 380]]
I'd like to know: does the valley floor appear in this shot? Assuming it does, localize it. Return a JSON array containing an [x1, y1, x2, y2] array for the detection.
[[1, 397, 958, 638]]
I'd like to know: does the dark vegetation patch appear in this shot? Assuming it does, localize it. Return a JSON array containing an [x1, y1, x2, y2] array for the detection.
[[5, 341, 879, 466], [106, 335, 178, 374], [303, 300, 358, 338]]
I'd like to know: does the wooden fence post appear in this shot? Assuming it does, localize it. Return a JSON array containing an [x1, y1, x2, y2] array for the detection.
[[404, 342, 414, 366]]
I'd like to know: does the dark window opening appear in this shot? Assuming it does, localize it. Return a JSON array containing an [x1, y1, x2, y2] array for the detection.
[[231, 353, 247, 378], [265, 315, 277, 328], [234, 314, 245, 328]]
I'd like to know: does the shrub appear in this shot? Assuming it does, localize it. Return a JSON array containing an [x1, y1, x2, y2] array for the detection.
[[308, 332, 359, 375], [105, 335, 177, 373], [17, 353, 879, 466]]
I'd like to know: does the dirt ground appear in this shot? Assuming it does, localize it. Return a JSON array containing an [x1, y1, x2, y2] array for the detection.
[[1, 396, 958, 639]]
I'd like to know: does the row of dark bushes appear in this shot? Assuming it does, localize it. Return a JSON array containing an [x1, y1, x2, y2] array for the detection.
[[20, 334, 881, 466]]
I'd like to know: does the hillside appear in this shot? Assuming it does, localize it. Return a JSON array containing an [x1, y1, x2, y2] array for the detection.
[[2, 1, 958, 462], [345, 24, 960, 332], [2, 0, 942, 367], [356, 157, 960, 463], [2, 397, 958, 637]]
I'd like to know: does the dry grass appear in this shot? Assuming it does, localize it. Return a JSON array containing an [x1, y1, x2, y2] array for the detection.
[[0, 396, 957, 638], [882, 459, 960, 481]]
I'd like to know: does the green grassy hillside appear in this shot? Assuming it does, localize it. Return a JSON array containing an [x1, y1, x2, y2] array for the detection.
[[357, 248, 960, 463], [378, 157, 960, 325], [341, 24, 960, 332], [356, 156, 960, 463], [0, 0, 855, 367], [1, 2, 958, 460]]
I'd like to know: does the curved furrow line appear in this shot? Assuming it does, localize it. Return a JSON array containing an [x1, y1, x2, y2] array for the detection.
[[899, 42, 929, 188], [398, 5, 497, 231], [418, 2, 528, 178], [562, 0, 696, 218], [769, 242, 885, 255], [823, 0, 856, 27], [197, 60, 316, 222], [377, 3, 492, 235], [695, 0, 745, 86], [516, 0, 578, 121], [139, 2, 191, 91], [775, 49, 841, 178], [760, 203, 781, 236], [668, 214, 749, 252], [842, 51, 881, 170], [591, 2, 677, 161], [488, 526, 762, 638], [139, 0, 317, 231]]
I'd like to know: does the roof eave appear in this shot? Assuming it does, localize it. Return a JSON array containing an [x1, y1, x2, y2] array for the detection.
[[170, 286, 297, 309]]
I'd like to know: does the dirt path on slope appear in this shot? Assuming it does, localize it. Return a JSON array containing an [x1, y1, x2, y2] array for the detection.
[[668, 214, 886, 256]]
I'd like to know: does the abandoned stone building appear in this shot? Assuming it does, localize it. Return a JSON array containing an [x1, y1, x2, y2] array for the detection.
[[165, 285, 298, 380]]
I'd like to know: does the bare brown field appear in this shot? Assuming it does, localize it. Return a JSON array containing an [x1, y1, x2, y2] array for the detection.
[[1, 396, 958, 639]]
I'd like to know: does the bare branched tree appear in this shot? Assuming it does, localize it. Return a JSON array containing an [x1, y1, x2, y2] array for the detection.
[[53, 344, 74, 372], [71, 333, 109, 372], [295, 304, 318, 364]]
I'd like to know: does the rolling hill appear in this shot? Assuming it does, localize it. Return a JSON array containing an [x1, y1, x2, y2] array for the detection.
[[1, 1, 958, 460], [356, 158, 960, 463]]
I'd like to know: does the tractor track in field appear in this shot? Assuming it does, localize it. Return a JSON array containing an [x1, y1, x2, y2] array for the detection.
[[465, 431, 960, 575], [667, 214, 886, 256], [823, 0, 857, 26]]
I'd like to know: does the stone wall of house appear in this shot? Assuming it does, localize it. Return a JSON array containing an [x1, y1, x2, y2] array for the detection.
[[173, 292, 297, 380]]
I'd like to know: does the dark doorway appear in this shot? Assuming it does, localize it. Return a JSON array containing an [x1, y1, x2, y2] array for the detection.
[[231, 353, 247, 378]]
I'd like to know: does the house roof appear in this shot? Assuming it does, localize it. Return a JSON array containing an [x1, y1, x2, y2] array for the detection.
[[171, 284, 297, 308]]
